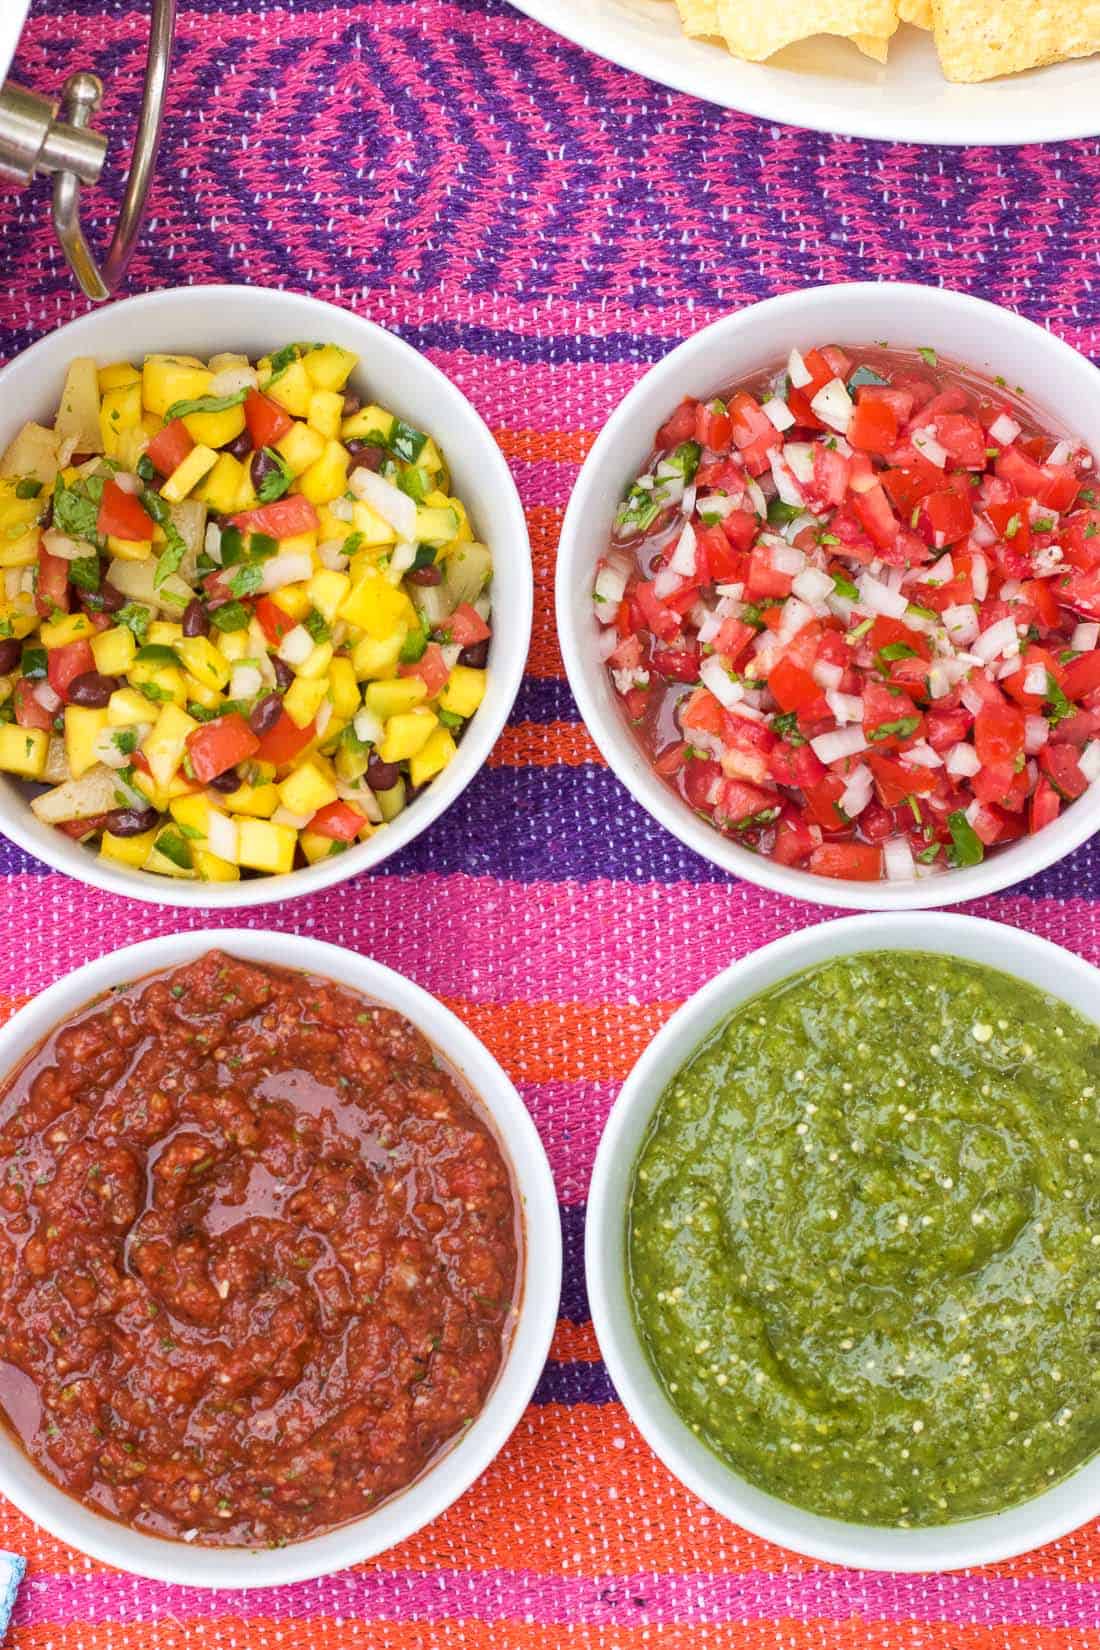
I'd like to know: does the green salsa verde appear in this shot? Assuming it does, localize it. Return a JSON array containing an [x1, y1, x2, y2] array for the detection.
[[627, 952, 1100, 1527]]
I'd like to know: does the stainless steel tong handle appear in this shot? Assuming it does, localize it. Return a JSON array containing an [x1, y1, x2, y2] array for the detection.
[[50, 0, 177, 300]]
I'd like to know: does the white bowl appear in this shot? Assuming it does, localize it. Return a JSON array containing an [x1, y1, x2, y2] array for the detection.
[[586, 911, 1100, 1572], [507, 0, 1100, 147], [557, 281, 1100, 912], [0, 929, 561, 1587], [0, 285, 531, 907]]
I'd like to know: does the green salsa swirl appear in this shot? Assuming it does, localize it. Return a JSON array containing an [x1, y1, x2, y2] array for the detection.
[[628, 952, 1100, 1526]]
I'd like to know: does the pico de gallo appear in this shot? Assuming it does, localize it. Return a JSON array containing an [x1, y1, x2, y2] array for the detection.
[[593, 344, 1100, 883], [0, 345, 492, 882]]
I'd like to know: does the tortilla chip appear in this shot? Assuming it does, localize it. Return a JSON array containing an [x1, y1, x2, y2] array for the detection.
[[717, 0, 899, 60], [853, 32, 891, 57], [932, 0, 1100, 81], [899, 0, 932, 29], [674, 0, 722, 37]]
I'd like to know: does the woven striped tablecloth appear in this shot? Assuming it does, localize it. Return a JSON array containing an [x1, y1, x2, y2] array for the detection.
[[3, 1, 1100, 1642]]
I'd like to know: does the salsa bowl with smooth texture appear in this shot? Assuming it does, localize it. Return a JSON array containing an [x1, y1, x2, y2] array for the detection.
[[557, 282, 1100, 910], [0, 284, 531, 907], [586, 911, 1100, 1571], [0, 929, 561, 1587]]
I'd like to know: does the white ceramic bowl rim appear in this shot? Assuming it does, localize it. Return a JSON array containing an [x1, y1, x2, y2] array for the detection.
[[586, 912, 1100, 1571], [0, 284, 532, 908], [556, 281, 1100, 912], [0, 930, 561, 1588]]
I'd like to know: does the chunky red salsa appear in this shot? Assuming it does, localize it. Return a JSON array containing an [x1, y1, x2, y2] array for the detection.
[[593, 345, 1100, 883], [0, 952, 518, 1547]]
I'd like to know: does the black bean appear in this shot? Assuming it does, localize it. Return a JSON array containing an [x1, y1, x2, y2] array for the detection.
[[271, 656, 293, 693], [249, 692, 282, 737], [250, 448, 282, 491], [97, 581, 125, 614], [342, 392, 362, 418], [226, 429, 254, 461], [459, 639, 489, 668], [67, 671, 119, 709], [346, 441, 384, 474], [0, 639, 22, 674], [208, 768, 241, 794], [407, 564, 442, 586], [104, 806, 158, 837], [366, 756, 400, 792], [182, 598, 209, 638]]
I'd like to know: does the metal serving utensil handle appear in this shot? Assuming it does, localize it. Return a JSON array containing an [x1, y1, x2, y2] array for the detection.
[[49, 0, 177, 301]]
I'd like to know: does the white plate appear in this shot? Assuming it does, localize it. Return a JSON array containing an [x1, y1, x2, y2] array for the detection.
[[0, 0, 31, 85], [507, 0, 1100, 145]]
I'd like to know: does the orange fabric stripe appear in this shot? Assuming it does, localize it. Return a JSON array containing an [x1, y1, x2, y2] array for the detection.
[[549, 1319, 601, 1361], [490, 721, 604, 768], [527, 505, 565, 679], [441, 1000, 674, 1085], [494, 429, 596, 464]]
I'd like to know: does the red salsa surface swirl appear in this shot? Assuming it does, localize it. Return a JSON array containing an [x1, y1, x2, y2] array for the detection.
[[0, 951, 519, 1547], [593, 345, 1100, 883]]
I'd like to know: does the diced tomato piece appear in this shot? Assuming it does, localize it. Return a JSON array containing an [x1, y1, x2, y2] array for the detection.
[[13, 677, 53, 730], [768, 740, 827, 790], [717, 780, 778, 826], [308, 800, 367, 842], [852, 483, 898, 550], [35, 557, 70, 627], [973, 701, 1026, 767], [995, 444, 1047, 497], [805, 445, 850, 513], [802, 774, 849, 831], [870, 615, 931, 663], [880, 458, 943, 516], [1039, 741, 1088, 800], [719, 510, 758, 556], [1002, 644, 1061, 711], [772, 814, 817, 866], [746, 551, 792, 600], [972, 760, 1030, 813], [925, 706, 973, 753], [678, 688, 725, 738], [849, 395, 898, 456], [651, 644, 701, 682], [861, 384, 915, 423], [447, 603, 491, 647], [933, 413, 986, 468], [728, 392, 780, 475], [231, 495, 319, 539], [768, 655, 821, 713], [622, 686, 648, 721], [681, 755, 721, 809], [46, 639, 95, 702], [694, 401, 732, 451], [1062, 649, 1100, 703], [1052, 706, 1100, 747], [255, 595, 296, 645], [863, 679, 921, 749], [400, 641, 450, 697], [634, 581, 682, 643], [1029, 776, 1061, 834], [96, 478, 155, 543], [55, 813, 110, 840], [919, 489, 974, 549], [253, 711, 316, 768], [653, 741, 688, 777], [695, 522, 745, 583], [809, 841, 882, 880], [186, 713, 261, 784], [1036, 463, 1080, 512], [867, 753, 936, 807], [244, 389, 293, 449], [655, 401, 697, 451], [1062, 566, 1100, 621], [714, 618, 755, 665], [1020, 577, 1061, 631], [145, 419, 195, 478]]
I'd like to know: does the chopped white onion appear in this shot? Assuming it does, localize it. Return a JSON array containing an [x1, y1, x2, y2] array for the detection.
[[777, 597, 814, 645], [959, 681, 987, 717], [206, 810, 240, 862], [348, 467, 417, 539], [271, 805, 312, 830], [810, 378, 853, 435], [912, 427, 948, 469], [230, 664, 263, 700], [208, 365, 259, 398], [277, 625, 314, 667], [942, 603, 980, 647], [970, 553, 989, 602], [812, 660, 843, 691], [93, 727, 133, 769], [653, 564, 682, 601], [782, 443, 815, 486], [1024, 714, 1050, 754], [970, 515, 997, 548], [1079, 741, 1100, 784], [317, 539, 350, 572], [900, 740, 942, 769], [793, 567, 835, 607], [680, 483, 697, 517], [810, 726, 869, 764], [1023, 663, 1049, 696], [745, 479, 768, 519], [42, 531, 84, 561], [700, 656, 743, 708], [668, 522, 698, 578], [1048, 439, 1074, 467], [883, 836, 916, 882], [840, 764, 874, 818], [354, 707, 385, 746], [787, 349, 812, 389], [593, 560, 628, 617], [328, 496, 354, 523], [260, 553, 313, 594], [771, 542, 807, 577], [973, 615, 1020, 664], [945, 742, 981, 778], [1072, 623, 1100, 653], [826, 689, 864, 725], [113, 471, 141, 495], [763, 396, 796, 432], [696, 492, 736, 520], [988, 412, 1021, 446], [596, 627, 619, 661], [769, 449, 805, 509], [918, 553, 955, 586], [32, 680, 61, 714], [314, 700, 333, 738], [205, 522, 223, 563], [858, 573, 909, 620]]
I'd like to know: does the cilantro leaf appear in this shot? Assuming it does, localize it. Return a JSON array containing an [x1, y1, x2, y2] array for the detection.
[[52, 474, 103, 545], [68, 555, 101, 593], [947, 809, 984, 867], [1046, 671, 1076, 726], [256, 449, 293, 504], [389, 418, 428, 464], [303, 608, 331, 644], [163, 389, 248, 422], [208, 600, 250, 633], [116, 604, 152, 644], [227, 562, 264, 599], [868, 715, 921, 742]]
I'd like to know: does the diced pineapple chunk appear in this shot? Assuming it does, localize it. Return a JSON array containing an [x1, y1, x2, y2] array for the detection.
[[237, 817, 296, 874], [97, 361, 141, 393], [438, 665, 486, 719], [379, 707, 438, 763], [182, 676, 222, 711], [0, 530, 40, 569], [297, 640, 333, 682], [283, 674, 329, 728], [90, 626, 137, 677], [0, 725, 48, 778], [169, 792, 211, 837], [99, 380, 143, 458], [142, 703, 198, 789], [194, 847, 240, 881], [341, 403, 395, 443], [277, 759, 338, 816], [349, 499, 397, 547], [161, 445, 218, 504], [303, 344, 358, 392], [106, 534, 153, 562], [365, 677, 427, 720], [130, 657, 186, 706], [409, 725, 457, 787], [64, 706, 109, 779], [299, 829, 342, 865], [268, 583, 310, 622], [148, 622, 183, 646]]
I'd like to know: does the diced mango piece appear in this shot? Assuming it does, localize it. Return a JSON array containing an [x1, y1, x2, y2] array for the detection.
[[169, 792, 211, 837], [182, 404, 245, 449], [269, 583, 310, 622], [39, 612, 93, 648], [142, 703, 198, 789], [379, 708, 438, 763], [90, 626, 137, 677], [143, 841, 196, 879], [130, 658, 186, 707], [161, 445, 218, 504], [193, 847, 240, 882], [177, 635, 231, 691], [100, 826, 158, 867], [221, 781, 279, 818], [306, 569, 350, 622], [328, 656, 359, 720], [97, 361, 141, 393], [299, 829, 342, 865], [108, 686, 155, 727], [142, 356, 212, 418], [438, 665, 486, 719], [237, 817, 296, 875], [283, 674, 329, 728], [0, 530, 40, 569], [214, 627, 251, 663], [0, 725, 48, 778], [351, 632, 404, 681], [263, 359, 313, 418], [303, 345, 358, 392], [276, 531, 317, 559], [64, 705, 109, 779], [99, 380, 143, 458], [147, 622, 183, 646], [341, 403, 395, 443], [365, 676, 427, 720], [307, 390, 344, 440], [295, 439, 349, 505], [106, 534, 153, 562], [193, 452, 249, 516], [182, 675, 222, 711], [297, 640, 333, 682], [409, 725, 457, 787], [339, 573, 416, 640], [275, 422, 326, 477], [349, 499, 397, 547], [277, 759, 338, 816]]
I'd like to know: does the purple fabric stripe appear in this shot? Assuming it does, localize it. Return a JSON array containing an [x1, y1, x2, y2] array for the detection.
[[14, 1566, 1100, 1627]]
